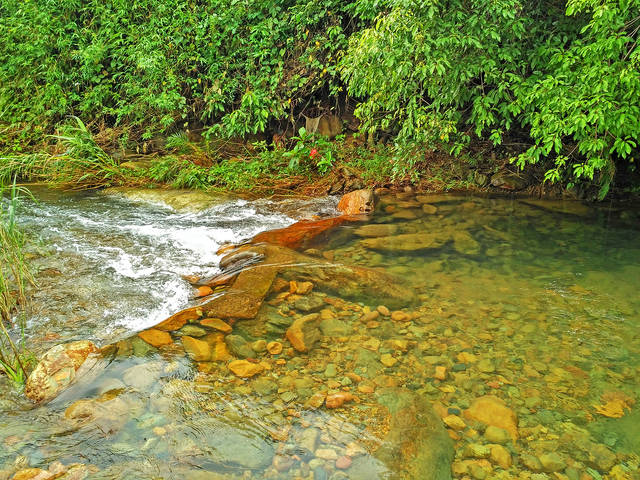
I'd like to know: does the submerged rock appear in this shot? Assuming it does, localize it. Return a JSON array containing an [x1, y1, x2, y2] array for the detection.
[[122, 361, 164, 390], [353, 223, 398, 238], [286, 313, 322, 352], [137, 328, 173, 347], [155, 306, 202, 331], [228, 359, 264, 378], [361, 233, 446, 252], [25, 340, 98, 404], [182, 336, 211, 361], [376, 389, 454, 480], [464, 396, 518, 442], [201, 265, 277, 319]]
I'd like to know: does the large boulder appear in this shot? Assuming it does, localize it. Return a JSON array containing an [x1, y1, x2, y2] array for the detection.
[[251, 216, 349, 250], [226, 244, 415, 310], [337, 189, 375, 215], [201, 265, 277, 319], [25, 341, 98, 403]]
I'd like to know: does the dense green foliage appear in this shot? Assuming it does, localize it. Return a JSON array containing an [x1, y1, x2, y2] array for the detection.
[[343, 0, 640, 197], [1, 0, 639, 197], [0, 0, 360, 138]]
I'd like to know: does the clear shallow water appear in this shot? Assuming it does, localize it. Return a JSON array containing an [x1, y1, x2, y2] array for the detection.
[[1, 190, 639, 480]]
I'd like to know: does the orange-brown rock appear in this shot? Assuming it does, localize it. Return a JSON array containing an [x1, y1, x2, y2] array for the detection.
[[251, 216, 349, 250], [138, 328, 173, 348], [182, 336, 211, 361], [325, 392, 354, 409], [337, 190, 374, 215], [195, 286, 214, 297], [205, 333, 232, 361], [228, 359, 264, 378], [10, 468, 51, 480], [286, 313, 322, 352], [464, 396, 518, 441], [291, 280, 313, 295], [200, 317, 232, 333], [198, 271, 238, 289], [201, 266, 277, 319], [25, 340, 98, 404], [266, 341, 283, 355], [155, 307, 202, 331]]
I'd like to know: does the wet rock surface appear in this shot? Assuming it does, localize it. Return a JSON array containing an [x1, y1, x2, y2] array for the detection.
[[24, 341, 98, 403]]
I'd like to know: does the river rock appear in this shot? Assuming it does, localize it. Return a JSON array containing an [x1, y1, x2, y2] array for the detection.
[[484, 426, 510, 444], [175, 325, 207, 337], [490, 445, 512, 469], [122, 361, 164, 390], [225, 334, 254, 358], [286, 313, 322, 352], [229, 244, 414, 309], [320, 318, 353, 337], [186, 419, 275, 469], [452, 231, 480, 255], [138, 328, 173, 347], [298, 427, 320, 453], [353, 224, 398, 237], [464, 396, 518, 441], [182, 336, 211, 361], [202, 265, 277, 319], [294, 294, 325, 312], [538, 452, 566, 472], [347, 456, 390, 480], [154, 306, 202, 331], [443, 415, 466, 431], [228, 360, 264, 378], [337, 190, 374, 215], [252, 377, 277, 395], [326, 392, 353, 408], [361, 233, 446, 252], [95, 377, 126, 395], [25, 340, 98, 403], [266, 341, 283, 355], [375, 389, 454, 480], [200, 317, 232, 333], [65, 393, 135, 435], [251, 216, 349, 250], [205, 333, 232, 361]]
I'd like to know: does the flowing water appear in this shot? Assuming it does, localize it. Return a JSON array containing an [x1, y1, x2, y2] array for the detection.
[[0, 189, 639, 480]]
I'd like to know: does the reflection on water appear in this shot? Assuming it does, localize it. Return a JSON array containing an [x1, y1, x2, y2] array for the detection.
[[1, 190, 639, 479]]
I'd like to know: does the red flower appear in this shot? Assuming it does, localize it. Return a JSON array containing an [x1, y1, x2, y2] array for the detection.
[[309, 148, 318, 159]]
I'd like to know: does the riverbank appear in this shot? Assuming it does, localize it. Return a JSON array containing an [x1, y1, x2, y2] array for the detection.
[[1, 120, 592, 200]]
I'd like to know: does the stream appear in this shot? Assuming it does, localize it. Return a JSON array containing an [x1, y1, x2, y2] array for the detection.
[[0, 188, 639, 480]]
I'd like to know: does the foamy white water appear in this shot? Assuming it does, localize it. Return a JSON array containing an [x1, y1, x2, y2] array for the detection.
[[16, 187, 337, 344]]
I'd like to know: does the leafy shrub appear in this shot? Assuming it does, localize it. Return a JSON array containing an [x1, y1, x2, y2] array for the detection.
[[342, 0, 640, 197], [0, 0, 370, 139], [1, 0, 639, 196]]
